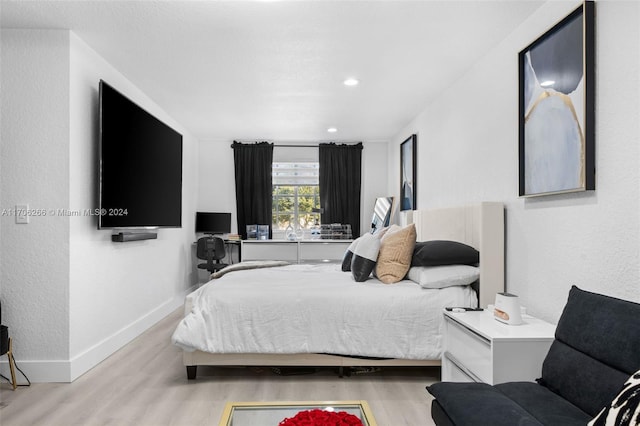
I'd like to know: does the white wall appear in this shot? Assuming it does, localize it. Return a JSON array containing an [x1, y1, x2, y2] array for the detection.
[[197, 140, 238, 230], [67, 33, 199, 380], [387, 0, 640, 323], [197, 140, 389, 239], [1, 30, 72, 374], [1, 30, 199, 382]]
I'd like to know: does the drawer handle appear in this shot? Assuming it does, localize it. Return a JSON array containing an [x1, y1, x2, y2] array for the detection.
[[444, 351, 484, 383], [448, 318, 491, 346]]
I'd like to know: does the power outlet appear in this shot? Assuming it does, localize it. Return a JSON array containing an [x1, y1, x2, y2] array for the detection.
[[16, 204, 29, 224]]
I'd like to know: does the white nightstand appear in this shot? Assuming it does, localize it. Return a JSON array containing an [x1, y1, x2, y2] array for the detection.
[[442, 309, 556, 385]]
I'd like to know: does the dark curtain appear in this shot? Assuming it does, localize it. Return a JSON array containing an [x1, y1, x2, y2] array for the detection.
[[231, 141, 274, 239], [319, 142, 363, 237]]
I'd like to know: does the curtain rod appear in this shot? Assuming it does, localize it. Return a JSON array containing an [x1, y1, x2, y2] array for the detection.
[[274, 142, 362, 148], [233, 142, 362, 148]]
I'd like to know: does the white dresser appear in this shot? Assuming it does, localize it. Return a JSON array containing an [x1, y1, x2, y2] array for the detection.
[[442, 309, 556, 385], [241, 240, 351, 263]]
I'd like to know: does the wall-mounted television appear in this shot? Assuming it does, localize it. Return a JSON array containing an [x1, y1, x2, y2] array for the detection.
[[195, 212, 231, 235], [98, 80, 183, 229]]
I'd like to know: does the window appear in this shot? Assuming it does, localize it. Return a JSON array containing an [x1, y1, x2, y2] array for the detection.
[[272, 162, 320, 235]]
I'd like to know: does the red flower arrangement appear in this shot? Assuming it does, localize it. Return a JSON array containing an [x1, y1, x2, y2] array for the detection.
[[279, 408, 364, 426]]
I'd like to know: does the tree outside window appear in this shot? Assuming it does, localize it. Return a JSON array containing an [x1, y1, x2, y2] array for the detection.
[[272, 163, 320, 235]]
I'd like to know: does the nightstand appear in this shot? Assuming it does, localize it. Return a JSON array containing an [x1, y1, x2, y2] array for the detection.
[[442, 309, 556, 385]]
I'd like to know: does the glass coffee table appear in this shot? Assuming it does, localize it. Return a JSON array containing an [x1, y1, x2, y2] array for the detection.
[[218, 400, 377, 426]]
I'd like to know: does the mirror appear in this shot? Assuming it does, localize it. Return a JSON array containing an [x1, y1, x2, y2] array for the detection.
[[371, 197, 395, 233]]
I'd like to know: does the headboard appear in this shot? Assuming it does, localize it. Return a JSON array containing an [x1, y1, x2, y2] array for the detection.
[[411, 202, 505, 308]]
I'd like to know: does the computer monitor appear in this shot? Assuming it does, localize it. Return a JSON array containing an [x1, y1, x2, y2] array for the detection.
[[195, 212, 231, 235]]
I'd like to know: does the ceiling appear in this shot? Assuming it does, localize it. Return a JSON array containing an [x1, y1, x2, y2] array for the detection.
[[1, 0, 544, 143]]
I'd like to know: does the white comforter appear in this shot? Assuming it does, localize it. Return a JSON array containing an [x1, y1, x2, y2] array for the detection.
[[171, 263, 477, 360]]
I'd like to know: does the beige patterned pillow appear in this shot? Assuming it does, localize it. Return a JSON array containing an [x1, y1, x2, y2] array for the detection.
[[374, 223, 417, 284]]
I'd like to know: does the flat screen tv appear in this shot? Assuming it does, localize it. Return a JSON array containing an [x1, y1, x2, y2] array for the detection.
[[98, 80, 183, 229], [195, 212, 231, 235]]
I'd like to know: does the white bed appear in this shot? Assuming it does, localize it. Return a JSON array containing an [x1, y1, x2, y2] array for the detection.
[[173, 202, 504, 379]]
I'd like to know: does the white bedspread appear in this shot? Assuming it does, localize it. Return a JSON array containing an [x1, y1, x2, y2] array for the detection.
[[171, 263, 477, 360]]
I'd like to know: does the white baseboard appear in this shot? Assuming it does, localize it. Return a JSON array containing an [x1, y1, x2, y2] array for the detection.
[[0, 359, 71, 383], [0, 285, 196, 383]]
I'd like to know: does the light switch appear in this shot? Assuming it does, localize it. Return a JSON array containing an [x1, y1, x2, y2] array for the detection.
[[16, 204, 29, 224]]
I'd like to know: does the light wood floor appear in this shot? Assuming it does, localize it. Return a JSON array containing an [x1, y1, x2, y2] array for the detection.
[[0, 308, 439, 425]]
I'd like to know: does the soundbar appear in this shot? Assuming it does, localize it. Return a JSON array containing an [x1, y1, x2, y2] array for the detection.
[[111, 232, 158, 242]]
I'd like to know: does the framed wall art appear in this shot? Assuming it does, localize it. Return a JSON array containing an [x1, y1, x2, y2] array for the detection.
[[518, 1, 595, 197], [400, 134, 416, 211]]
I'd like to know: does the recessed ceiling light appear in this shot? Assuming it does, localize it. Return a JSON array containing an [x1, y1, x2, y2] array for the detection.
[[327, 127, 338, 133], [540, 80, 555, 87], [343, 78, 359, 86]]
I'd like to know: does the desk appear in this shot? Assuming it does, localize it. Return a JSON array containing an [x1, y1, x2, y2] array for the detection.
[[241, 239, 351, 263], [223, 240, 241, 264]]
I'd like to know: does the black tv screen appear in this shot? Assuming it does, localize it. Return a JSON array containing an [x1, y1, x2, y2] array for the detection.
[[195, 212, 231, 234], [98, 80, 183, 229]]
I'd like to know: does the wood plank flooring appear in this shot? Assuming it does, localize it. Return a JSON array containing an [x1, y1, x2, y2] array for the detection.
[[0, 308, 439, 425]]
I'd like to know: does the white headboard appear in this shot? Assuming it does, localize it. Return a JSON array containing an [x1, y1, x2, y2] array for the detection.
[[411, 202, 505, 308]]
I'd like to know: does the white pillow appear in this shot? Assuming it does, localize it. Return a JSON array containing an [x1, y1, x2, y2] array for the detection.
[[407, 265, 480, 289]]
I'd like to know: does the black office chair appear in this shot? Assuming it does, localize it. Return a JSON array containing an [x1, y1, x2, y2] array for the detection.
[[196, 236, 227, 273]]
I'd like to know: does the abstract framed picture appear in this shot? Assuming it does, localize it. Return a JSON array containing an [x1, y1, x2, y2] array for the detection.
[[400, 134, 417, 211], [519, 1, 595, 197]]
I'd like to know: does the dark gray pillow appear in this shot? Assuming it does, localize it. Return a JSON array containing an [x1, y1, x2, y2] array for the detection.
[[411, 240, 479, 267], [341, 238, 360, 272], [351, 233, 380, 282]]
